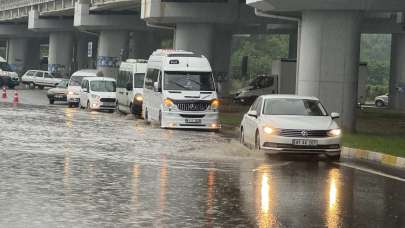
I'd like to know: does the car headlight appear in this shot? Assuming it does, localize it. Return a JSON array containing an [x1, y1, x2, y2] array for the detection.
[[328, 129, 342, 137], [211, 99, 220, 109], [68, 91, 74, 95], [164, 98, 174, 108], [263, 126, 274, 134]]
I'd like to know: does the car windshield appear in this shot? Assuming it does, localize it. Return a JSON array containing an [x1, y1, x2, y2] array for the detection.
[[69, 76, 86, 86], [134, 73, 145, 88], [57, 80, 68, 88], [90, 81, 116, 92], [164, 71, 215, 91], [263, 98, 328, 116], [0, 62, 13, 72]]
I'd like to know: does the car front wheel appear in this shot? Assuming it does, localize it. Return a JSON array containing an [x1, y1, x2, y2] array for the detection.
[[255, 131, 261, 152], [240, 128, 245, 145], [375, 100, 385, 107]]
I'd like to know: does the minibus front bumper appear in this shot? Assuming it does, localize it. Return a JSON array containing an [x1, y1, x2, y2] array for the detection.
[[161, 111, 220, 130]]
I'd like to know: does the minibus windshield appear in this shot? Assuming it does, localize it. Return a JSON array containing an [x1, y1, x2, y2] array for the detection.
[[164, 71, 215, 91], [90, 81, 116, 92]]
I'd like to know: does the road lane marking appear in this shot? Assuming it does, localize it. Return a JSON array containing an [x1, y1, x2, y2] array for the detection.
[[336, 162, 405, 182]]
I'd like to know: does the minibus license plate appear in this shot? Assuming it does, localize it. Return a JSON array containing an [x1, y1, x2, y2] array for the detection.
[[292, 139, 318, 146], [186, 119, 201, 124]]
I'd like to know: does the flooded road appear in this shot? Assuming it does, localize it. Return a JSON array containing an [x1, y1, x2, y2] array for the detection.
[[1, 92, 405, 228]]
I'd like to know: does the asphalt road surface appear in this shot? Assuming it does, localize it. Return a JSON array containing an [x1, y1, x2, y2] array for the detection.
[[0, 88, 404, 228]]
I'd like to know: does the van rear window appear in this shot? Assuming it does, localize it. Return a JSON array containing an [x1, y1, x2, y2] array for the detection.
[[69, 76, 85, 86]]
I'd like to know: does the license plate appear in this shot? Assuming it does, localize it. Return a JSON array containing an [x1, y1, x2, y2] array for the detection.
[[292, 139, 318, 146], [102, 102, 115, 106], [185, 119, 201, 124]]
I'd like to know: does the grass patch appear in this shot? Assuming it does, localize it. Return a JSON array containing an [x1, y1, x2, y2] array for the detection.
[[219, 105, 405, 157]]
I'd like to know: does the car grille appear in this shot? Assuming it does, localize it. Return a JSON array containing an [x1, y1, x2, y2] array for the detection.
[[263, 143, 340, 150], [179, 114, 205, 118], [278, 129, 329, 138], [100, 98, 116, 103], [173, 100, 210, 112]]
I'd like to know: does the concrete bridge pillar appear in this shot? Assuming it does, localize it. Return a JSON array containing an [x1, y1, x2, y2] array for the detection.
[[389, 34, 405, 111], [175, 23, 214, 60], [97, 30, 129, 79], [129, 31, 162, 60], [7, 38, 29, 75], [297, 11, 361, 132], [49, 32, 74, 78], [76, 36, 89, 70]]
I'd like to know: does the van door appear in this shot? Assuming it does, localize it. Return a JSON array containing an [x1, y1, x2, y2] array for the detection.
[[116, 71, 126, 109], [127, 72, 134, 107]]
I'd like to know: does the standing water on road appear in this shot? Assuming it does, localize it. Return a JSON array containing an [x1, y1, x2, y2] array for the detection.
[[0, 101, 405, 227]]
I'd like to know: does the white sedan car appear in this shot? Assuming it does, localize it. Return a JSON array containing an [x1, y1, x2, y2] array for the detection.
[[240, 95, 342, 160]]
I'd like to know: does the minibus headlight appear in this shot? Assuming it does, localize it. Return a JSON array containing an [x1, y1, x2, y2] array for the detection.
[[211, 99, 220, 109], [68, 91, 74, 96], [164, 98, 174, 108], [91, 94, 101, 101], [134, 94, 143, 102], [328, 129, 342, 137]]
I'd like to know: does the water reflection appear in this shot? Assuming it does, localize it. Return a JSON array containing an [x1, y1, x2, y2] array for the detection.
[[64, 108, 77, 128], [131, 164, 140, 208], [206, 165, 216, 227], [326, 168, 342, 228], [159, 157, 168, 211], [256, 165, 277, 228]]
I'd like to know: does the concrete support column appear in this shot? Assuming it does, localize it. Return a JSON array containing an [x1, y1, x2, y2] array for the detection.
[[76, 37, 89, 70], [389, 34, 405, 111], [129, 31, 161, 60], [297, 11, 361, 132], [174, 23, 214, 60], [97, 30, 129, 79], [289, 32, 298, 59], [8, 38, 29, 75], [49, 32, 74, 78], [26, 39, 41, 71], [211, 31, 233, 97]]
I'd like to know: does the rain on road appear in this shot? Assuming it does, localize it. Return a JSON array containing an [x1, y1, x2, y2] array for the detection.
[[0, 90, 405, 228]]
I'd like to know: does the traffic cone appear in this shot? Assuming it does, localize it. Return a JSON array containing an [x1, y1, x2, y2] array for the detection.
[[2, 87, 6, 99], [13, 90, 19, 104]]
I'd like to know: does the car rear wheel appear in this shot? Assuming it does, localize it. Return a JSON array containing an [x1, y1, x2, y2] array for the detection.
[[29, 82, 35, 89], [86, 101, 91, 111], [375, 100, 385, 107]]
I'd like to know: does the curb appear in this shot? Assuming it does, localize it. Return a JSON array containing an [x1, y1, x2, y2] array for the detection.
[[342, 147, 405, 169]]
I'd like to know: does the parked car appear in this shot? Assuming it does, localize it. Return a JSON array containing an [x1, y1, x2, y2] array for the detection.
[[47, 79, 69, 104], [21, 70, 62, 89], [116, 59, 147, 115], [0, 56, 19, 89], [67, 69, 101, 108], [79, 77, 116, 112], [233, 75, 277, 105], [240, 95, 342, 160], [375, 94, 389, 107], [143, 49, 220, 130]]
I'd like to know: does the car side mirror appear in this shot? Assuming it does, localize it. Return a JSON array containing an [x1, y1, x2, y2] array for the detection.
[[331, 112, 340, 119], [154, 81, 161, 92], [126, 83, 133, 91], [248, 110, 258, 118]]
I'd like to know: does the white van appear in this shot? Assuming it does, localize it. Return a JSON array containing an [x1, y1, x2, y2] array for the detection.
[[67, 69, 102, 108], [0, 57, 19, 89], [116, 59, 147, 115], [143, 49, 220, 130], [79, 77, 116, 112]]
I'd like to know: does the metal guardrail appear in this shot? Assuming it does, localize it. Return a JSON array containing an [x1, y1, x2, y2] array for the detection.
[[0, 0, 138, 21]]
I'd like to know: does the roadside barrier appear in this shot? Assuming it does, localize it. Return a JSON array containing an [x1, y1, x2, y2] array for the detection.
[[2, 86, 6, 99], [13, 90, 19, 104]]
